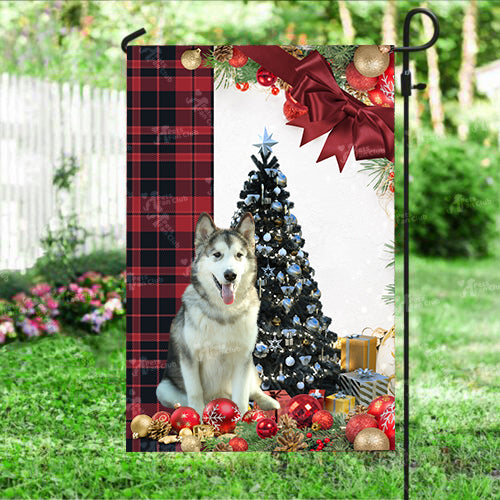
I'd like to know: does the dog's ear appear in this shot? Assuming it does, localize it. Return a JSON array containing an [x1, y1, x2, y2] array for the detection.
[[195, 213, 217, 248], [235, 213, 255, 247]]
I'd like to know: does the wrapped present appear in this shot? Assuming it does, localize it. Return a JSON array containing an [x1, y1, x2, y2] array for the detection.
[[325, 392, 355, 414], [308, 389, 325, 409], [339, 368, 389, 406], [340, 334, 377, 371]]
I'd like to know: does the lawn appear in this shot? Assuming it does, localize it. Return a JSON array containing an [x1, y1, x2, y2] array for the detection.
[[1, 255, 498, 499]]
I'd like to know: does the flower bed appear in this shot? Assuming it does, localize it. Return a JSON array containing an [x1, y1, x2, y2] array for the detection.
[[0, 271, 125, 345]]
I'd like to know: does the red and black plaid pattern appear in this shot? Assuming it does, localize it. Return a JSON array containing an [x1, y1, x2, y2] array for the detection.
[[126, 46, 213, 452]]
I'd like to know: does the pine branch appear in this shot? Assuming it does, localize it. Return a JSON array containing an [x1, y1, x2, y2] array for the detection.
[[382, 283, 395, 305], [384, 240, 395, 268], [203, 416, 349, 452], [359, 159, 394, 195]]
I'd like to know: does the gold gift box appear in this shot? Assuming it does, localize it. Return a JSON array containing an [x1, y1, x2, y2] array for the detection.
[[325, 393, 355, 414], [340, 335, 377, 371]]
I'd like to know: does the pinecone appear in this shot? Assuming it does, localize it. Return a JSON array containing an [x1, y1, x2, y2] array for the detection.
[[281, 45, 304, 60], [213, 442, 232, 452], [274, 430, 307, 452], [214, 45, 233, 63], [278, 414, 298, 430], [344, 83, 371, 106], [345, 405, 368, 423], [147, 420, 171, 440]]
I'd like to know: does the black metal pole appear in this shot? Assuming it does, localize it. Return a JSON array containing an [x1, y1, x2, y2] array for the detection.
[[395, 8, 439, 499]]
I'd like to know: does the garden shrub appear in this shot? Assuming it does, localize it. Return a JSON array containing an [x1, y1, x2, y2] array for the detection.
[[35, 248, 126, 286], [0, 270, 36, 299], [395, 131, 498, 257]]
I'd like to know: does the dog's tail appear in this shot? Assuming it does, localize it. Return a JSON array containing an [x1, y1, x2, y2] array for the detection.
[[156, 378, 188, 408]]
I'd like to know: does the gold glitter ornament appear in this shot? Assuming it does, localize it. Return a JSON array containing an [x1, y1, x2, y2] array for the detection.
[[181, 48, 202, 70], [353, 427, 390, 451], [354, 45, 390, 78], [179, 427, 193, 437], [180, 435, 202, 452], [130, 414, 152, 439]]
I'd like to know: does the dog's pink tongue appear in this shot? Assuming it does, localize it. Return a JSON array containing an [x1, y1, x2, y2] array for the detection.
[[221, 283, 235, 305]]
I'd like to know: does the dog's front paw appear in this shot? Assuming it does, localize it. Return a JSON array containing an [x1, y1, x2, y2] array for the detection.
[[255, 393, 280, 411]]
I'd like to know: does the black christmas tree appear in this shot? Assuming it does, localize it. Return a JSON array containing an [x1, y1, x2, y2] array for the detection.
[[231, 130, 341, 397]]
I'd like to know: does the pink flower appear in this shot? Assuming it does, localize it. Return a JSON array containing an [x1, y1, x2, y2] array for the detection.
[[57, 286, 66, 294], [38, 304, 48, 315], [12, 292, 27, 303], [0, 330, 5, 344], [46, 298, 59, 310], [90, 299, 101, 307], [69, 283, 80, 292], [43, 319, 60, 334], [30, 284, 52, 297]]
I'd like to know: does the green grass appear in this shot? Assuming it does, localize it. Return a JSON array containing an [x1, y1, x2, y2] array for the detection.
[[1, 256, 498, 499]]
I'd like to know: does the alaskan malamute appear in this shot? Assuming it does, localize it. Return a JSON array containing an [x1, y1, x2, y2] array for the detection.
[[156, 212, 280, 416]]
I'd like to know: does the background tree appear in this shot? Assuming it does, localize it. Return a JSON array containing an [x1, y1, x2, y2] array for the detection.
[[458, 0, 478, 140], [421, 2, 445, 137]]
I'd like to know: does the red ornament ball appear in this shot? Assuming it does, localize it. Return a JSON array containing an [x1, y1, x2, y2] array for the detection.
[[378, 401, 395, 450], [256, 67, 277, 87], [306, 432, 312, 438], [202, 398, 241, 434], [283, 90, 308, 122], [312, 410, 334, 430], [284, 394, 322, 428], [345, 413, 377, 443], [242, 410, 266, 424], [170, 406, 201, 432], [256, 417, 278, 439], [367, 395, 395, 421], [228, 47, 248, 68], [271, 85, 280, 96], [368, 87, 394, 108], [152, 411, 171, 424], [345, 62, 378, 91], [229, 436, 249, 451]]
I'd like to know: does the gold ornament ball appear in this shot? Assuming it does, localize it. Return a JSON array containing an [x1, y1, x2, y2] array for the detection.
[[181, 48, 202, 70], [353, 427, 390, 451], [181, 435, 202, 452], [130, 414, 152, 439], [179, 427, 193, 437], [354, 45, 390, 77]]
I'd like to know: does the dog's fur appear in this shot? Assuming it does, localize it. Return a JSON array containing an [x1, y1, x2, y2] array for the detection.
[[156, 212, 279, 416]]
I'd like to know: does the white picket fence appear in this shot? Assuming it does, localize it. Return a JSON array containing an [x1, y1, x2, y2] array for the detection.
[[0, 73, 126, 271]]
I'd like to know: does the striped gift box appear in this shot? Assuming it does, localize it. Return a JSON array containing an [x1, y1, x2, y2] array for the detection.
[[339, 369, 389, 406]]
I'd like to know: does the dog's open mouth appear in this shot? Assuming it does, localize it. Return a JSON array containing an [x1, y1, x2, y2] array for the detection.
[[213, 275, 235, 305]]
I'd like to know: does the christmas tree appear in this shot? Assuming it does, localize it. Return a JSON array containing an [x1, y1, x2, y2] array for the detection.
[[231, 130, 341, 397]]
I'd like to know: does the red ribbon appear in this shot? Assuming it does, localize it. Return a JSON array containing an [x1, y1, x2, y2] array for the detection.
[[235, 46, 394, 172]]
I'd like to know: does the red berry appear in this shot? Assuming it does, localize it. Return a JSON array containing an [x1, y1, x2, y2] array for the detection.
[[324, 438, 330, 443], [389, 182, 394, 193], [271, 85, 279, 96], [235, 82, 241, 90], [389, 171, 395, 179], [306, 433, 312, 438], [241, 82, 249, 91], [316, 439, 322, 444]]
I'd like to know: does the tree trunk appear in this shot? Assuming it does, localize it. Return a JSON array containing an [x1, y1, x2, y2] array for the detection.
[[422, 5, 445, 136], [382, 0, 397, 45], [338, 1, 355, 44], [458, 0, 478, 140]]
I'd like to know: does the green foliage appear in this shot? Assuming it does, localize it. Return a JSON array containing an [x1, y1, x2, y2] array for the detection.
[[395, 131, 498, 257], [52, 154, 79, 191], [0, 270, 36, 299], [35, 249, 126, 286]]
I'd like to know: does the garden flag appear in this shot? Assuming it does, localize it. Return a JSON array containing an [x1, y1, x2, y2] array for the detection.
[[126, 45, 395, 452]]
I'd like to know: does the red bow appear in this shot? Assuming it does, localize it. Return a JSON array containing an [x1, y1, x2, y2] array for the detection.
[[235, 46, 394, 172]]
